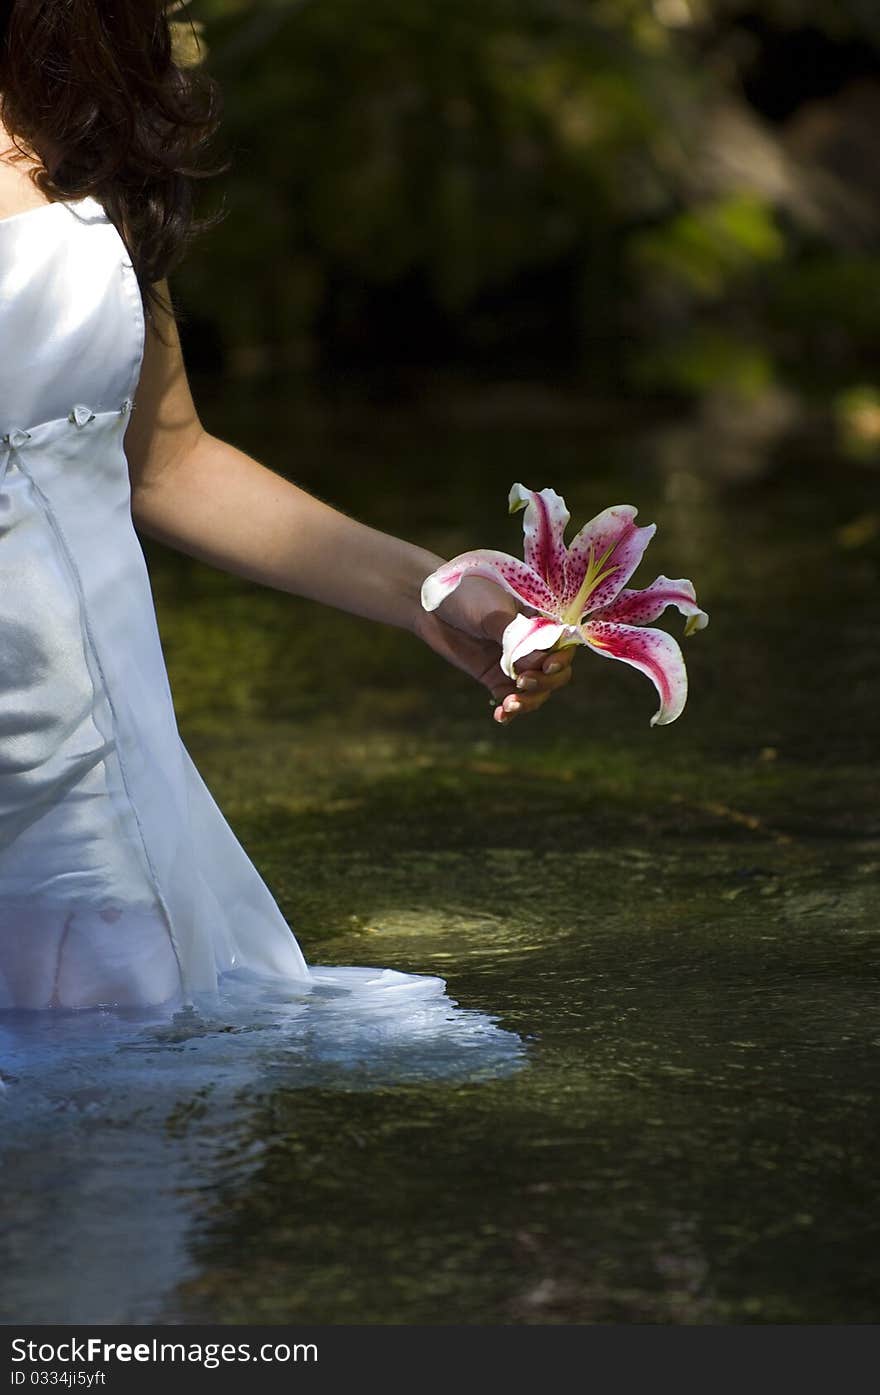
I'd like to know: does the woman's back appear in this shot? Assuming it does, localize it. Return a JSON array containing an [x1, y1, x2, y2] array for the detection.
[[0, 194, 311, 1009], [0, 195, 142, 437]]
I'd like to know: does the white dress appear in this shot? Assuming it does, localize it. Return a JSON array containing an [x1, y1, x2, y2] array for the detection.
[[0, 193, 317, 1009]]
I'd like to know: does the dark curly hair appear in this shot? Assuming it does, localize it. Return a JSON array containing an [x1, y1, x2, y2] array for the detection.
[[0, 0, 229, 332]]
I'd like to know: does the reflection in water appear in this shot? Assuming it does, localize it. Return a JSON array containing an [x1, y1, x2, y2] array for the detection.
[[0, 967, 525, 1324]]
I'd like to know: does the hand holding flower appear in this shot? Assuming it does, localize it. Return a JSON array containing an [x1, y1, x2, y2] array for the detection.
[[420, 484, 708, 726], [413, 572, 575, 724]]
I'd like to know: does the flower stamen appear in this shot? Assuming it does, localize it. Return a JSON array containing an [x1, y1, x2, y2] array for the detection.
[[562, 542, 620, 624]]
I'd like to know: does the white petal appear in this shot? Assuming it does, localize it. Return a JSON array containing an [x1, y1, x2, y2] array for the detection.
[[500, 614, 580, 679]]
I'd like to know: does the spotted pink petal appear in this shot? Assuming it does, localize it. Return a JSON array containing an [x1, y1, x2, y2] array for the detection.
[[593, 575, 709, 635], [563, 505, 656, 616], [508, 484, 570, 598], [421, 549, 558, 616], [500, 614, 582, 679], [581, 619, 688, 726]]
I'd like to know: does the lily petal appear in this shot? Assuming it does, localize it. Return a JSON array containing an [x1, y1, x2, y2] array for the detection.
[[582, 619, 688, 726], [594, 575, 709, 635], [508, 484, 570, 597], [421, 549, 558, 616], [500, 614, 581, 679], [563, 505, 656, 618]]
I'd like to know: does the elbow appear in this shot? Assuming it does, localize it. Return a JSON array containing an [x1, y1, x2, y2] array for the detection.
[[128, 423, 211, 512]]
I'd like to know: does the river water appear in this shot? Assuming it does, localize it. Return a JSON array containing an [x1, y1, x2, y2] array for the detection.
[[1, 400, 877, 1323]]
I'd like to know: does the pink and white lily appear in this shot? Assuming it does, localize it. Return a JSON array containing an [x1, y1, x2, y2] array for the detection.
[[421, 484, 708, 726]]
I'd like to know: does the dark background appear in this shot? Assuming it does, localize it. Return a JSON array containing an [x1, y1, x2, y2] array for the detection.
[[173, 0, 880, 460]]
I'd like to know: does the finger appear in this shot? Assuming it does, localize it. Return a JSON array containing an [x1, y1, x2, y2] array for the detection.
[[541, 651, 574, 676], [510, 677, 569, 716], [485, 645, 575, 721], [514, 665, 572, 696], [488, 655, 571, 697], [494, 691, 540, 724], [485, 649, 574, 701], [494, 695, 521, 724], [513, 645, 576, 677], [494, 664, 572, 723]]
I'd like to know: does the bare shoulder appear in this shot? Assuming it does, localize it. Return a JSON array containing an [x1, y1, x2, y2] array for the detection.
[[124, 277, 206, 494], [0, 119, 55, 219]]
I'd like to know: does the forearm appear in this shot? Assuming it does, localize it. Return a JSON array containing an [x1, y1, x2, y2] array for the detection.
[[129, 430, 443, 632]]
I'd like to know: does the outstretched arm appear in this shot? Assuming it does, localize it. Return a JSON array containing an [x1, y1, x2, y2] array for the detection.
[[124, 280, 573, 723]]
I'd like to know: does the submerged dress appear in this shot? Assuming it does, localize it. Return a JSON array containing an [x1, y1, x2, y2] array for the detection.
[[0, 193, 315, 1010]]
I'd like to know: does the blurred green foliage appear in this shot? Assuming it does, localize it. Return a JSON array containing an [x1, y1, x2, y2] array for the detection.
[[173, 0, 880, 411], [632, 196, 787, 301]]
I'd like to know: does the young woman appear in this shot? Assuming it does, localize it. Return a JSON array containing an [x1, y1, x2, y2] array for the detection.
[[0, 2, 572, 1011]]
